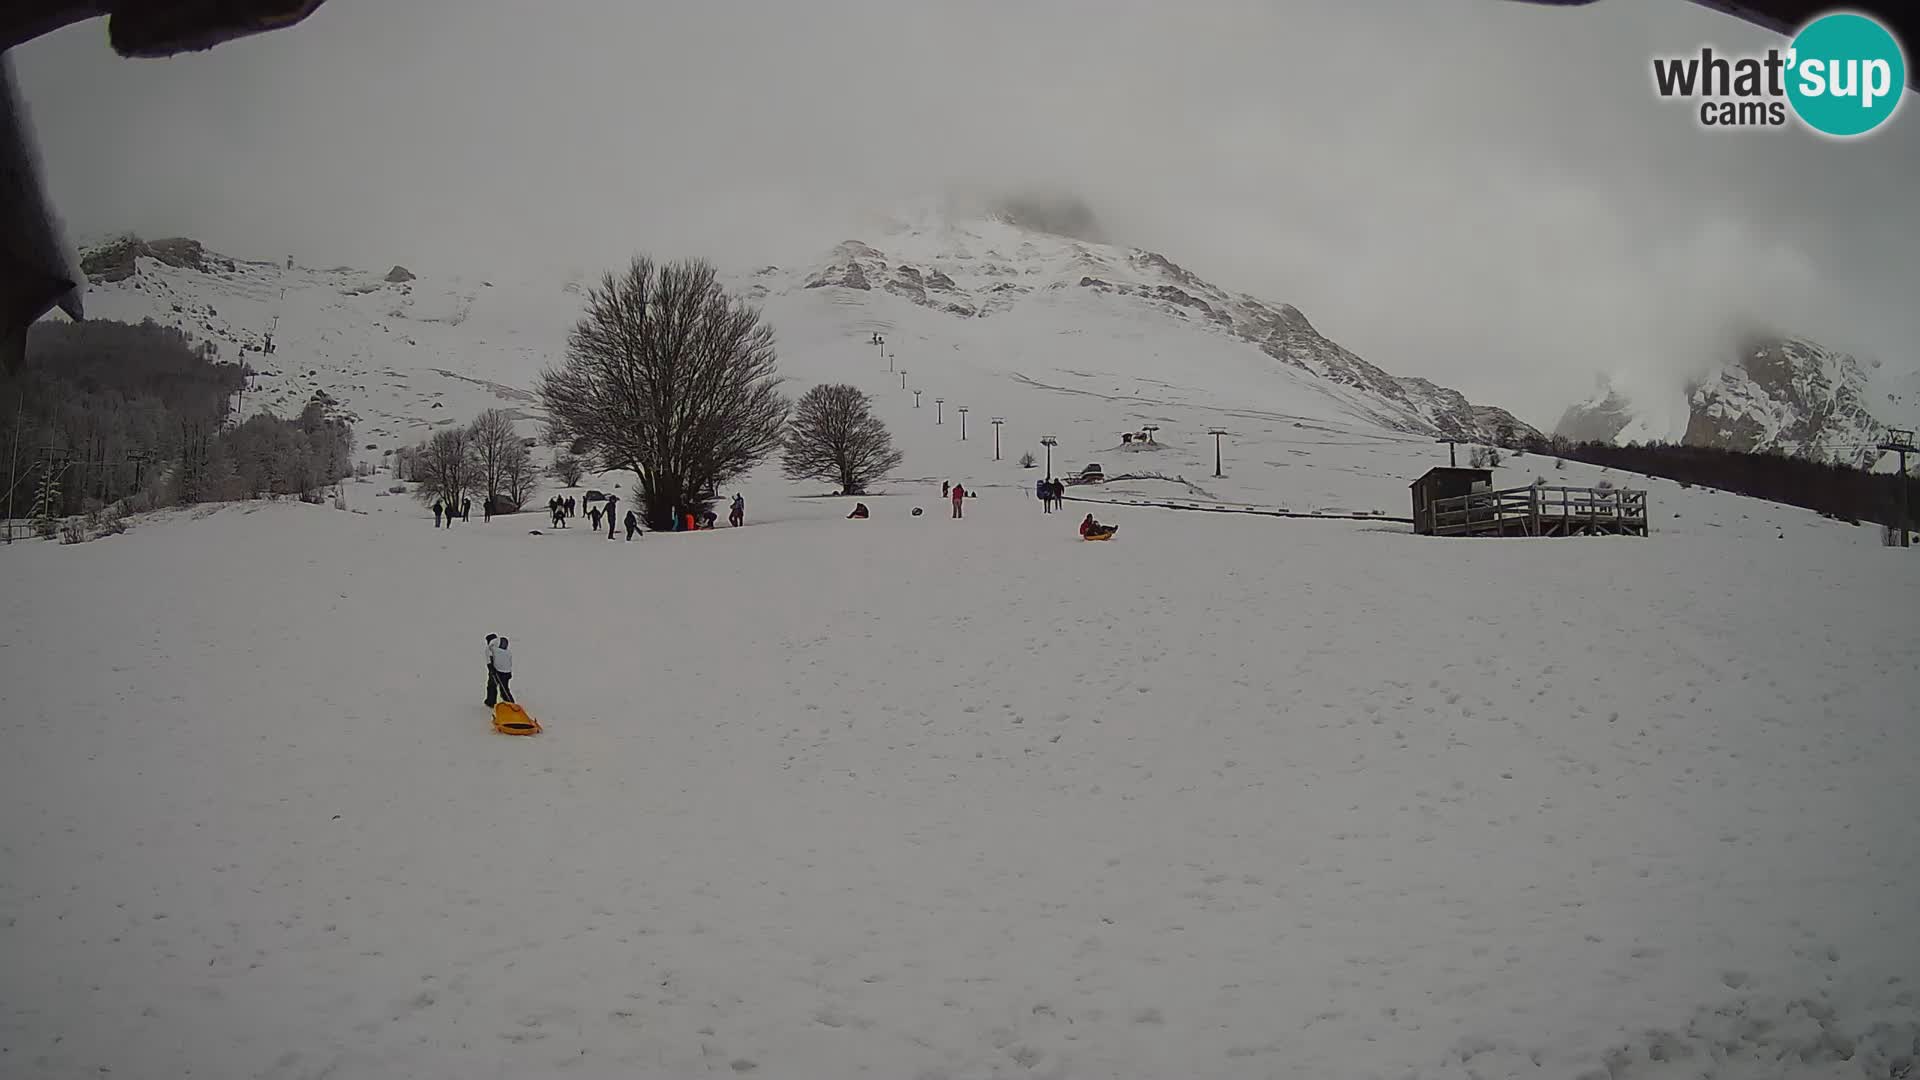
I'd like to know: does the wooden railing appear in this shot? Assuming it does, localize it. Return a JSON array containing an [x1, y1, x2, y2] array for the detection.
[[1429, 485, 1647, 537]]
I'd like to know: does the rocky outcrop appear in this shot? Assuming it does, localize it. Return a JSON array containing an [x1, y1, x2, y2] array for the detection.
[[1555, 339, 1905, 467], [1682, 338, 1888, 466], [1554, 380, 1637, 444], [81, 235, 227, 282]]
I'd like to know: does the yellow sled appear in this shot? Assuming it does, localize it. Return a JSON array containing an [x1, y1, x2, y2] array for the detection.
[[1083, 528, 1118, 541], [493, 702, 542, 736]]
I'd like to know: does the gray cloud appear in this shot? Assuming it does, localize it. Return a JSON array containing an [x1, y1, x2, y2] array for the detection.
[[13, 0, 1919, 427]]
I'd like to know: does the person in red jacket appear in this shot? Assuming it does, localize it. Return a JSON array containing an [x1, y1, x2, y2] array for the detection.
[[950, 482, 966, 518], [1080, 513, 1116, 539]]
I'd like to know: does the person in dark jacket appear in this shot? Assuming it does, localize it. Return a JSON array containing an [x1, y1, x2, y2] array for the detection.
[[461, 497, 472, 522], [590, 505, 602, 532], [565, 495, 576, 518], [604, 495, 618, 538], [847, 502, 869, 519], [729, 493, 745, 527], [433, 501, 444, 527], [950, 483, 966, 518], [624, 509, 641, 540]]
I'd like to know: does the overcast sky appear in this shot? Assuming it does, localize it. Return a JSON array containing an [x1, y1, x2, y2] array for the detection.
[[13, 0, 1919, 427]]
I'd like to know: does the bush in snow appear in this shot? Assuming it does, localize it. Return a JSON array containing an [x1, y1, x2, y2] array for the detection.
[[781, 383, 903, 496], [1018, 451, 1038, 469], [59, 518, 88, 544], [410, 426, 479, 509], [1468, 445, 1501, 468], [540, 255, 788, 531], [1555, 457, 1567, 470], [550, 452, 585, 488]]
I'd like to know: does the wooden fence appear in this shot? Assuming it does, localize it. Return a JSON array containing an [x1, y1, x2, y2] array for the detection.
[[1428, 484, 1647, 537]]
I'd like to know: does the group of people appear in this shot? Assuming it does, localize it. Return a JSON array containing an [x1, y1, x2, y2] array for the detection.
[[540, 492, 643, 539], [432, 498, 474, 527], [1034, 478, 1067, 512], [533, 491, 744, 538]]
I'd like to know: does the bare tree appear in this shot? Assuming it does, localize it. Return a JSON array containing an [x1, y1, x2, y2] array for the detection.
[[414, 427, 477, 509], [467, 408, 519, 506], [539, 256, 788, 530], [500, 439, 538, 511], [549, 451, 585, 487], [781, 383, 903, 495]]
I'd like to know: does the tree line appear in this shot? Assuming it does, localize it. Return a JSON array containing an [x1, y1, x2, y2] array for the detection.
[[2, 318, 353, 525], [394, 408, 541, 514], [1509, 432, 1915, 530]]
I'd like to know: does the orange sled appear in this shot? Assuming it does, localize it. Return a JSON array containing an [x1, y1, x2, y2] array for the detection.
[[493, 702, 542, 735], [1082, 528, 1118, 541]]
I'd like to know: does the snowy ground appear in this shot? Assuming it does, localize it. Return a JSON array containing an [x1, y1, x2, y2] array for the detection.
[[3, 488, 1916, 1079]]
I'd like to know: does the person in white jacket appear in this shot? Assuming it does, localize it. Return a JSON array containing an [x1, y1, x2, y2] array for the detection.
[[485, 634, 516, 706]]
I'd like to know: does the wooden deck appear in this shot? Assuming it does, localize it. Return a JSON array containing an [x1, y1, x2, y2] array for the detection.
[[1428, 484, 1648, 537]]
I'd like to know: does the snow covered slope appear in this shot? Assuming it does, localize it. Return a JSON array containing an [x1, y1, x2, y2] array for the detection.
[[1556, 338, 1917, 470], [2, 490, 1915, 1080], [775, 210, 1538, 444]]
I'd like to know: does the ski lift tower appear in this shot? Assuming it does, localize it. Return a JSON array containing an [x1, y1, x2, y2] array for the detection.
[[1882, 428, 1915, 547]]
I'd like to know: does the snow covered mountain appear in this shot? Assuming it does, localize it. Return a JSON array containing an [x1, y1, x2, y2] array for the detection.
[[1555, 337, 1916, 470], [67, 210, 1534, 475], [780, 210, 1537, 443]]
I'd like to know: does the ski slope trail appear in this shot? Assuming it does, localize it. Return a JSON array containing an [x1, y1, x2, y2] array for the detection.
[[2, 494, 1916, 1079]]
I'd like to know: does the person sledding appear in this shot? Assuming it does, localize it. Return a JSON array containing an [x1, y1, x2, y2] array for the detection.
[[847, 502, 870, 519], [1079, 513, 1117, 540]]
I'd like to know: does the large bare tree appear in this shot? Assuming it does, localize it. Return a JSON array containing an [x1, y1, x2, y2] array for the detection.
[[539, 256, 788, 529], [781, 383, 903, 495]]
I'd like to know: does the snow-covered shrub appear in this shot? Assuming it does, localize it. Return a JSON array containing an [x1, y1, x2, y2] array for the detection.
[[387, 484, 407, 495], [59, 518, 88, 544], [550, 452, 585, 487], [1018, 452, 1037, 469]]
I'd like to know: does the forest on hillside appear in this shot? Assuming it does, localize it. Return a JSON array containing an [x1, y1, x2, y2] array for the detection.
[[1514, 433, 1915, 534], [1, 319, 353, 526]]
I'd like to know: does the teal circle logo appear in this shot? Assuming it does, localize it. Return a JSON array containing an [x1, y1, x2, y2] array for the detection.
[[1786, 12, 1906, 137]]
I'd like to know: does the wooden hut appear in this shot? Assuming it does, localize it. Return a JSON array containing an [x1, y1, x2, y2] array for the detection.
[[1410, 467, 1492, 535]]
